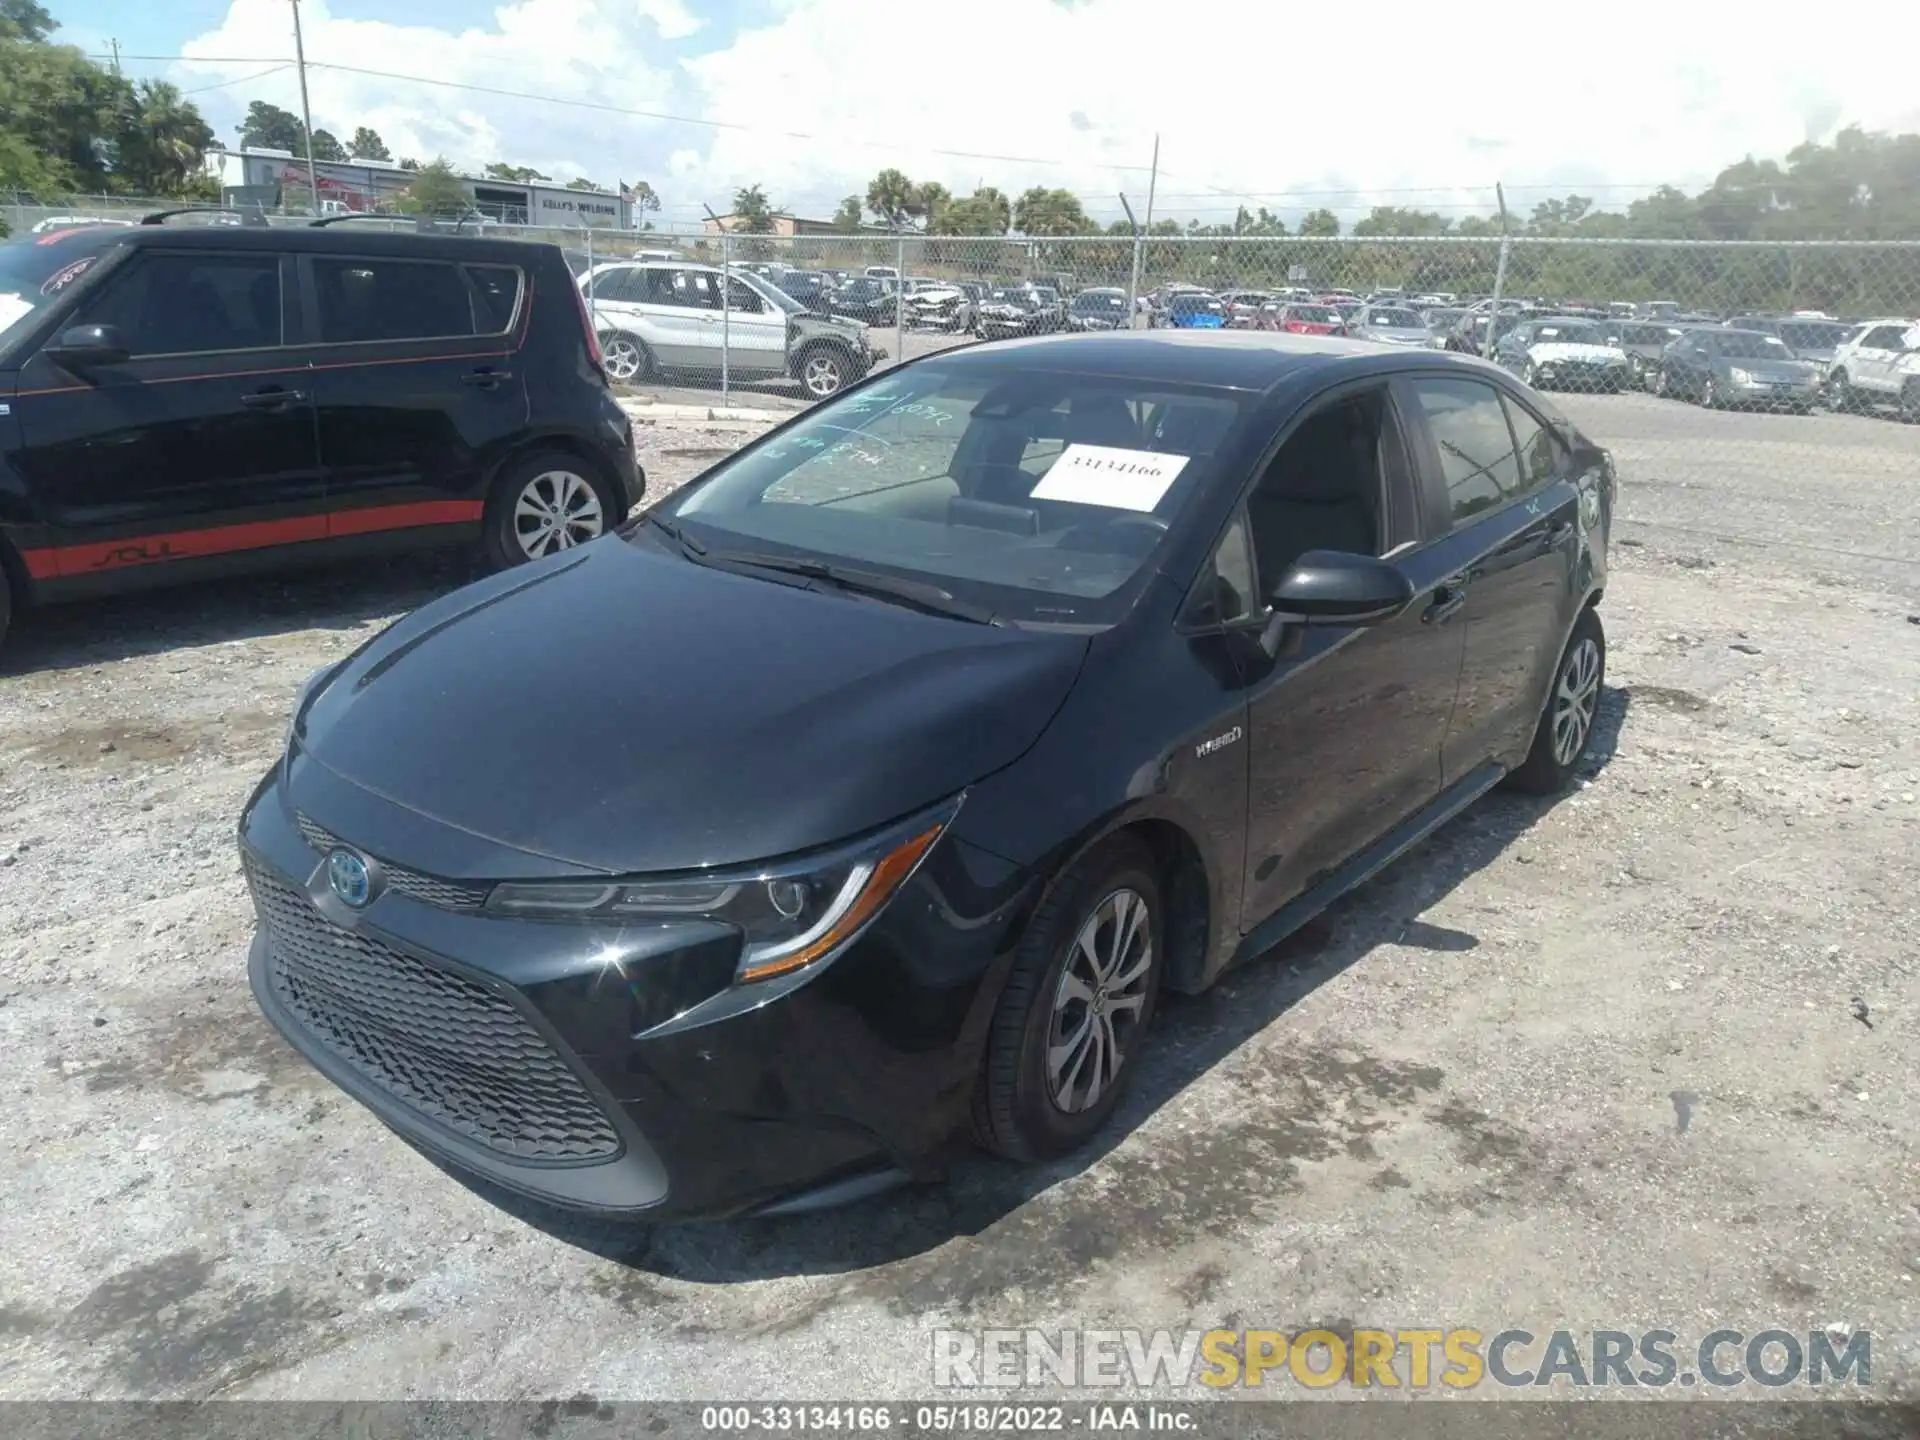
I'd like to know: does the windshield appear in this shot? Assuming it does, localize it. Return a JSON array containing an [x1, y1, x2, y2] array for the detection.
[[660, 364, 1247, 625], [735, 270, 802, 315], [1717, 332, 1794, 360], [1368, 309, 1424, 328], [1075, 292, 1126, 311], [0, 232, 119, 348], [1171, 295, 1222, 313], [1779, 322, 1846, 350], [1289, 305, 1337, 324], [988, 288, 1035, 306], [1533, 322, 1604, 345]]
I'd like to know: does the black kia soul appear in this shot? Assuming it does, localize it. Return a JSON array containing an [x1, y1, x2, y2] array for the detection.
[[241, 331, 1613, 1223], [0, 215, 642, 648]]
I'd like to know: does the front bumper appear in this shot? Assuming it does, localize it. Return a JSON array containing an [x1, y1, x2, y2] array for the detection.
[[239, 769, 1026, 1221], [1727, 377, 1820, 405]]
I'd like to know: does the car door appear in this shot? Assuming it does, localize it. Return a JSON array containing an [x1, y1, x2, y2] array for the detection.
[[628, 267, 718, 369], [581, 263, 643, 337], [722, 273, 789, 379], [11, 246, 325, 586], [1235, 380, 1465, 929], [300, 250, 530, 532], [1400, 375, 1582, 784]]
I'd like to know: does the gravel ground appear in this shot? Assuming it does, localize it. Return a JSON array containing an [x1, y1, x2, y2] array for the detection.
[[1, 391, 1917, 1403]]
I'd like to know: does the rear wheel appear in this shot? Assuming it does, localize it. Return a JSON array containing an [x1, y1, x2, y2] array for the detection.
[[1828, 369, 1854, 412], [599, 332, 650, 383], [484, 451, 624, 569], [1508, 608, 1606, 794], [973, 835, 1164, 1161]]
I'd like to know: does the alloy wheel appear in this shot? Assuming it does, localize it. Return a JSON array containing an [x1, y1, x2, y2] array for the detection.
[[601, 336, 643, 382], [1047, 887, 1153, 1114], [513, 470, 604, 559], [1702, 377, 1718, 408], [801, 352, 845, 397], [1551, 637, 1603, 768]]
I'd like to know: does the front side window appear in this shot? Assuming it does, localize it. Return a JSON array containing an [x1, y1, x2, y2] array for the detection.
[[75, 252, 282, 356], [311, 257, 472, 343], [466, 264, 523, 333], [1407, 377, 1521, 525], [660, 365, 1248, 624]]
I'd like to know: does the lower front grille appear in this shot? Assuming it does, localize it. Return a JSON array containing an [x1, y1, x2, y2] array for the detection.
[[247, 858, 621, 1162]]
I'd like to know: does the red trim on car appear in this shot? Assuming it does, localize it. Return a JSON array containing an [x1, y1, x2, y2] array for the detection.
[[20, 499, 485, 580]]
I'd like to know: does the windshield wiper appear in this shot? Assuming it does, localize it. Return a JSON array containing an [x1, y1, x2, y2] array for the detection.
[[713, 551, 1000, 625], [644, 511, 706, 556]]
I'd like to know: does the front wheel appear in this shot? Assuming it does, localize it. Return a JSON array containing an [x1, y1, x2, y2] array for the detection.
[[485, 452, 623, 569], [1828, 370, 1853, 412], [972, 835, 1164, 1161], [797, 346, 850, 398], [1508, 608, 1607, 794], [1900, 383, 1919, 424], [1701, 375, 1720, 409], [1522, 360, 1540, 388]]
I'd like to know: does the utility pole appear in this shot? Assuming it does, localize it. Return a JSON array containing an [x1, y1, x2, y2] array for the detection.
[[1484, 182, 1511, 359], [1134, 134, 1160, 327], [290, 0, 321, 216], [1119, 192, 1142, 324], [109, 38, 121, 74]]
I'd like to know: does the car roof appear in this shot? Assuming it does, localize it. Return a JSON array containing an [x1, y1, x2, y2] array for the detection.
[[30, 223, 563, 263], [927, 329, 1512, 391]]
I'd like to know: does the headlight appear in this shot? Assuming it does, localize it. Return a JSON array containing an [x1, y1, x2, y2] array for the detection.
[[1728, 368, 1752, 384], [485, 797, 959, 984], [286, 659, 345, 751]]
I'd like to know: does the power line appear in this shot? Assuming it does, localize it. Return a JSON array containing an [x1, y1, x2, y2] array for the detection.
[[181, 64, 292, 96], [85, 52, 1156, 174]]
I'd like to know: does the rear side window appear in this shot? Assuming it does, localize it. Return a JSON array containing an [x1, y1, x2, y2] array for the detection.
[[466, 265, 522, 333], [73, 252, 282, 357], [311, 257, 473, 343], [1501, 394, 1565, 493], [1407, 377, 1521, 525]]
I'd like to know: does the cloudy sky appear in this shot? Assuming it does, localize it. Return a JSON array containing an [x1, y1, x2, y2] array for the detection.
[[47, 0, 1920, 229]]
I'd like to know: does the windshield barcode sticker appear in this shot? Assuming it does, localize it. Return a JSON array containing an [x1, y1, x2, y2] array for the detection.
[[1030, 445, 1190, 512]]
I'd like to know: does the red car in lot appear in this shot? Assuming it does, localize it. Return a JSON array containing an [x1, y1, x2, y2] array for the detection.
[[1261, 302, 1348, 336]]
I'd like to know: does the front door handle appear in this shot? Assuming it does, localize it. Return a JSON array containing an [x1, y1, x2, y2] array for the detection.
[[460, 368, 513, 388], [1422, 578, 1469, 626], [241, 387, 305, 409]]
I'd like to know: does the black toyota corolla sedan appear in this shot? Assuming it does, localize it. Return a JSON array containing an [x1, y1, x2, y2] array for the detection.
[[241, 331, 1614, 1222]]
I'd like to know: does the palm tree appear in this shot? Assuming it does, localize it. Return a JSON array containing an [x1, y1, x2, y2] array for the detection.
[[119, 80, 215, 195]]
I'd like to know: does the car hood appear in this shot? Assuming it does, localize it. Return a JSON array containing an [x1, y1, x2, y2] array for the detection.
[[1366, 327, 1431, 344], [293, 542, 1088, 876], [1529, 342, 1624, 363]]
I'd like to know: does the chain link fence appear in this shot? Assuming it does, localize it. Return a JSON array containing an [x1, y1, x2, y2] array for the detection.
[[556, 234, 1919, 547]]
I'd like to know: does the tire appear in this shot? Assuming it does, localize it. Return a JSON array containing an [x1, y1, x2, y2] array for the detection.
[[972, 834, 1165, 1162], [1522, 360, 1539, 388], [1900, 383, 1920, 425], [797, 345, 850, 398], [1701, 375, 1719, 409], [598, 332, 651, 384], [1507, 607, 1607, 795], [483, 450, 625, 569], [1653, 366, 1670, 397], [1828, 370, 1853, 412], [0, 560, 12, 653]]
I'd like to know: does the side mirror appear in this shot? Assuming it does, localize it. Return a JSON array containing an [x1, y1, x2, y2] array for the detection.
[[1259, 550, 1415, 655], [44, 322, 130, 369]]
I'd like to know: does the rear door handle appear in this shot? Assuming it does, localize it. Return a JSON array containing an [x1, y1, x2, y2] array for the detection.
[[241, 387, 304, 408], [460, 368, 512, 388]]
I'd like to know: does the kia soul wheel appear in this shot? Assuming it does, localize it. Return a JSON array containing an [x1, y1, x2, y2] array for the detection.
[[486, 453, 621, 568]]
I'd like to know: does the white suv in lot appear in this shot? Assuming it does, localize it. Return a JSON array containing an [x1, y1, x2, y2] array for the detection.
[[580, 261, 879, 397], [1825, 318, 1920, 420]]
